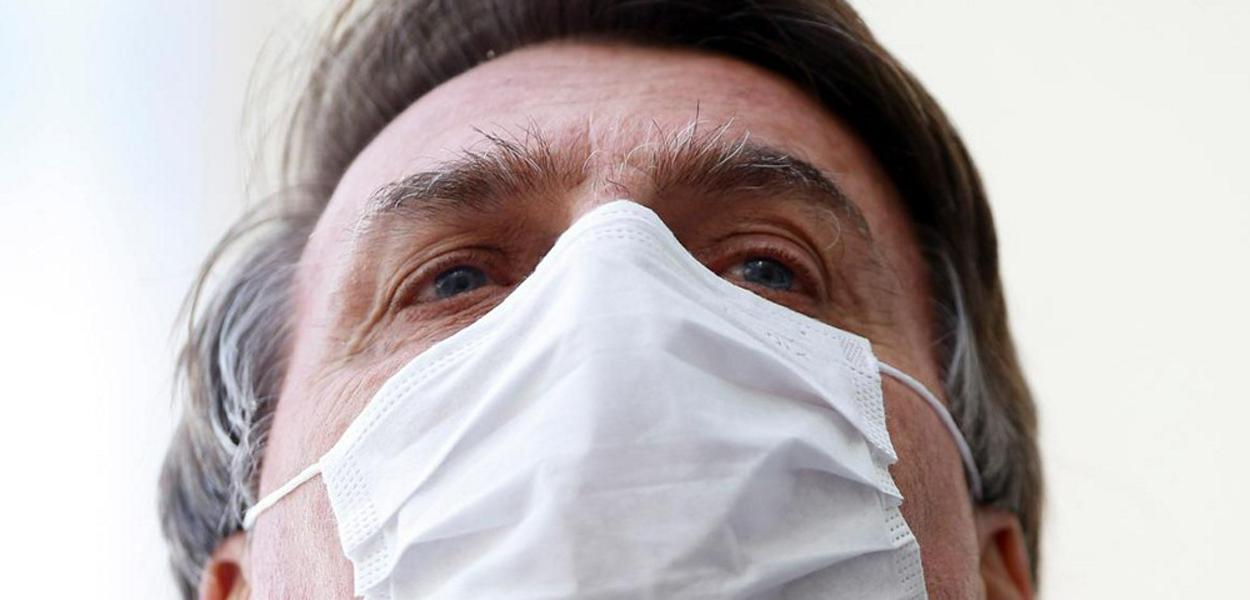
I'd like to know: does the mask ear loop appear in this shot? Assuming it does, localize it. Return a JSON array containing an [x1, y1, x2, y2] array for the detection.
[[878, 362, 984, 502], [241, 461, 323, 531], [239, 363, 985, 529]]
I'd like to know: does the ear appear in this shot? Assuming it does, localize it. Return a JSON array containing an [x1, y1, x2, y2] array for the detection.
[[199, 532, 251, 600], [974, 506, 1034, 600]]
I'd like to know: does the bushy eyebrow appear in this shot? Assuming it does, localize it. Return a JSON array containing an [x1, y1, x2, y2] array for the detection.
[[359, 128, 589, 228], [355, 123, 871, 240]]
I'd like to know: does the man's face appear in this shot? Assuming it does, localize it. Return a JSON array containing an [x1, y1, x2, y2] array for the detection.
[[244, 43, 989, 598]]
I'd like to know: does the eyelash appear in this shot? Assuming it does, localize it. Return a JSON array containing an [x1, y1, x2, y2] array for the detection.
[[712, 239, 823, 300], [395, 237, 823, 312], [394, 248, 510, 310]]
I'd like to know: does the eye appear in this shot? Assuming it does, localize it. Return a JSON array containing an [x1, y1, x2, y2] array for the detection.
[[709, 234, 825, 307], [431, 265, 490, 299], [737, 257, 795, 291], [396, 247, 513, 311]]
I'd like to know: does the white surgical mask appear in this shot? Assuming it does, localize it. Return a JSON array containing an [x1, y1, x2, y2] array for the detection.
[[244, 200, 982, 599]]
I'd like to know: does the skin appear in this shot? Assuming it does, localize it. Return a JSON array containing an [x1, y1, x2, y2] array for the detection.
[[203, 43, 1033, 599]]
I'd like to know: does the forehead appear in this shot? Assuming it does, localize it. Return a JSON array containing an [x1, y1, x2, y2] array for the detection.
[[313, 42, 901, 244], [264, 41, 951, 542], [296, 43, 926, 357]]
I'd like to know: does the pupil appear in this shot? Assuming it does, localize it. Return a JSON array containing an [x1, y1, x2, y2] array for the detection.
[[434, 266, 488, 299], [742, 258, 794, 290]]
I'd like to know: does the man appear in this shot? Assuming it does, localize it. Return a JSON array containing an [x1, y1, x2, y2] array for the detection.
[[161, 1, 1041, 598]]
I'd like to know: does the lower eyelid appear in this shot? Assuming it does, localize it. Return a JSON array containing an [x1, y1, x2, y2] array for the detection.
[[398, 249, 511, 306], [401, 283, 508, 321], [397, 238, 822, 314], [718, 248, 822, 296], [415, 269, 504, 305]]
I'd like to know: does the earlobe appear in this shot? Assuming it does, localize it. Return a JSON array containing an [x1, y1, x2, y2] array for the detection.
[[975, 507, 1034, 600], [199, 533, 250, 600]]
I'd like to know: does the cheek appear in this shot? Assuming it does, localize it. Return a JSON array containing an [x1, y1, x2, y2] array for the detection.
[[249, 355, 423, 596], [249, 478, 355, 599], [249, 378, 370, 598], [883, 381, 981, 596]]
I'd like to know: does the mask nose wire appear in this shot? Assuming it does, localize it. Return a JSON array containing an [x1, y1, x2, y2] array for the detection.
[[242, 461, 323, 531], [878, 361, 984, 502]]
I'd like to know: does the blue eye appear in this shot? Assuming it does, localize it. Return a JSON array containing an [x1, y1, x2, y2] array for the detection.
[[432, 266, 490, 299], [740, 257, 794, 291]]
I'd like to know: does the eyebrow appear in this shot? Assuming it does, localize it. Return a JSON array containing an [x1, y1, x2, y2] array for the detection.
[[356, 126, 871, 240]]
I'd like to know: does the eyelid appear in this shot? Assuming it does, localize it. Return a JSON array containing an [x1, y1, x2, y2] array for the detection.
[[391, 234, 825, 314], [709, 234, 827, 301], [394, 247, 510, 309]]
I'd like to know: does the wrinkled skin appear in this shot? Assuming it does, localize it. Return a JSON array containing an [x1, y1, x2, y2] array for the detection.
[[200, 43, 1033, 600]]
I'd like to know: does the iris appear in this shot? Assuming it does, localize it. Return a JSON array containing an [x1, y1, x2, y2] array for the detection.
[[433, 266, 489, 299], [741, 257, 794, 290]]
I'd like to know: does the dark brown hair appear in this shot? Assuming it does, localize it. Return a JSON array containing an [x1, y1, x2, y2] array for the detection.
[[160, 1, 1041, 596]]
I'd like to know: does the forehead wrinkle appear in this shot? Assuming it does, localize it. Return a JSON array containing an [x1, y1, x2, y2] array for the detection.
[[349, 116, 876, 255]]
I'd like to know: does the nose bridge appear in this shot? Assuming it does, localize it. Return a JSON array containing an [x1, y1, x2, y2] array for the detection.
[[540, 202, 684, 313], [549, 202, 663, 289], [565, 193, 626, 226], [563, 177, 653, 226], [562, 119, 684, 224]]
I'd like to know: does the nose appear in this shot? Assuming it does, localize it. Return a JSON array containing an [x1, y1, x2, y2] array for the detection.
[[564, 193, 660, 228]]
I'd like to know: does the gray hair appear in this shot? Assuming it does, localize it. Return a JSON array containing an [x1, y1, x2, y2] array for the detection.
[[159, 209, 311, 595], [160, 1, 1041, 597]]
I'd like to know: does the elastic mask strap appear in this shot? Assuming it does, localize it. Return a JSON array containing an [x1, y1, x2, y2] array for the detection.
[[878, 362, 984, 502], [241, 461, 322, 531], [240, 366, 984, 530]]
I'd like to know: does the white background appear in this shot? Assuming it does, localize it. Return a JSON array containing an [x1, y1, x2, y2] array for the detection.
[[0, 1, 1245, 598]]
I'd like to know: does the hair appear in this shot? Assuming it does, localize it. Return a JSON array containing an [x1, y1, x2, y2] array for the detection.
[[159, 0, 1042, 596]]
